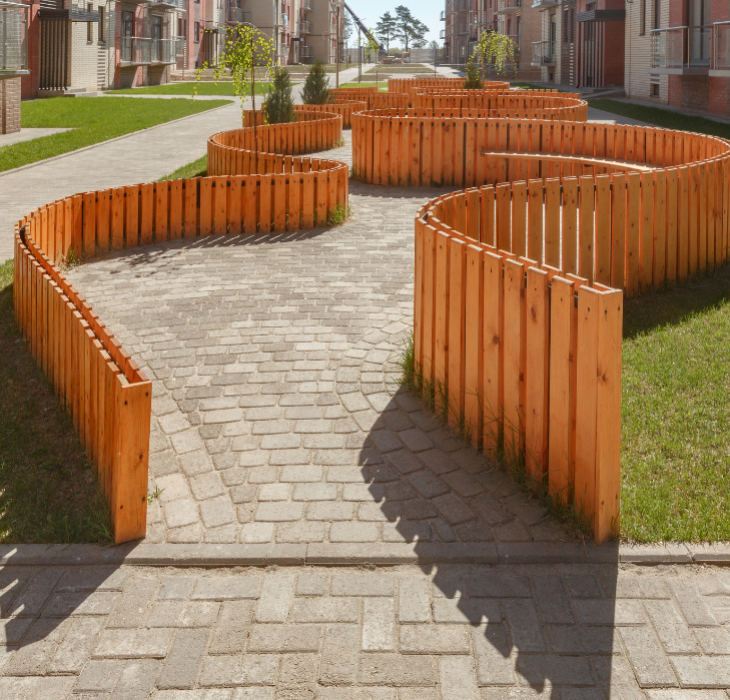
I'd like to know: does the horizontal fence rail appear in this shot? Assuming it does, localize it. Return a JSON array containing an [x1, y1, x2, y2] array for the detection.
[[15, 108, 351, 543], [410, 94, 587, 119]]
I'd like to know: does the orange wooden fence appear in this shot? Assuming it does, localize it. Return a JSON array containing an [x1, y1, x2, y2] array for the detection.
[[14, 108, 351, 542], [388, 77, 511, 103], [415, 193, 623, 543], [239, 108, 343, 155], [296, 101, 368, 128], [410, 93, 587, 119], [14, 220, 151, 545]]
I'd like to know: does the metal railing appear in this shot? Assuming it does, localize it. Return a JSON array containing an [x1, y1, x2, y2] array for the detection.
[[302, 0, 312, 10], [532, 39, 555, 65], [440, 10, 445, 20], [228, 6, 250, 24], [277, 12, 288, 26], [505, 34, 521, 53], [439, 28, 446, 39], [0, 1, 29, 72], [532, 0, 557, 7], [713, 22, 730, 70], [651, 26, 712, 69], [120, 37, 178, 65], [497, 0, 521, 13], [300, 20, 313, 34], [449, 0, 470, 14]]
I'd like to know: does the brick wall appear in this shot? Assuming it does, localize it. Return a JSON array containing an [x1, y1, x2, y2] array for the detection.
[[624, 0, 669, 103], [66, 0, 117, 91], [0, 78, 22, 135], [21, 0, 40, 100]]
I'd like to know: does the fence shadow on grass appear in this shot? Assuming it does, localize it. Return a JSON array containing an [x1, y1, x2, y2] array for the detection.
[[358, 383, 621, 698]]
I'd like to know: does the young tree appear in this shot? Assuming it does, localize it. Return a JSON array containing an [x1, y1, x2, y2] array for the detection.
[[264, 67, 295, 124], [476, 31, 517, 76], [394, 5, 429, 53], [195, 25, 274, 169], [376, 11, 397, 53], [463, 55, 482, 89], [344, 15, 353, 45], [301, 60, 331, 105]]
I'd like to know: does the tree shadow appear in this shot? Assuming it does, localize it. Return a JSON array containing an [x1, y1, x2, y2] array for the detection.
[[358, 386, 621, 698]]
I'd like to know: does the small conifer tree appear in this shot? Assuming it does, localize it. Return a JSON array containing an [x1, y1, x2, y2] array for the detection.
[[463, 55, 482, 89], [301, 60, 331, 105], [263, 67, 295, 124]]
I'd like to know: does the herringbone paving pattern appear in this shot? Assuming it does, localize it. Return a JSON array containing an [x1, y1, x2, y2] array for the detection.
[[1, 563, 730, 698]]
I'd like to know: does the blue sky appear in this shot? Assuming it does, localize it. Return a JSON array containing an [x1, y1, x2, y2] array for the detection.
[[345, 0, 443, 47]]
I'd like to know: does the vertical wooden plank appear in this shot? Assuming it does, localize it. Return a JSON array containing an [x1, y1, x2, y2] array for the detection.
[[594, 175, 612, 286], [214, 177, 228, 235], [545, 178, 561, 268], [464, 245, 483, 447], [653, 170, 667, 288], [447, 239, 466, 428], [96, 189, 110, 251], [548, 277, 575, 505], [688, 164, 699, 277], [184, 180, 198, 237], [111, 378, 152, 544], [699, 164, 707, 273], [83, 193, 96, 256], [625, 173, 641, 297], [611, 173, 626, 290], [111, 188, 124, 249], [482, 251, 503, 454], [422, 225, 436, 386], [434, 231, 450, 412], [199, 178, 213, 235], [574, 286, 599, 527], [155, 182, 169, 242], [480, 186, 495, 246], [169, 180, 183, 240], [640, 171, 655, 291], [579, 176, 595, 283], [503, 259, 526, 458], [593, 290, 623, 544], [496, 184, 511, 252], [140, 183, 154, 245], [302, 174, 314, 229], [528, 179, 543, 264], [512, 181, 527, 258], [525, 266, 549, 486], [666, 168, 678, 282], [677, 166, 689, 281], [562, 178, 578, 275]]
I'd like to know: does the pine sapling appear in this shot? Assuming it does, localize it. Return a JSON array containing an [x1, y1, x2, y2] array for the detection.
[[263, 67, 295, 124], [301, 60, 331, 105]]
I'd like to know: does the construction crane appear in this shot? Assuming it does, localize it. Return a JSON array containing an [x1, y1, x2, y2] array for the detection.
[[343, 1, 383, 52]]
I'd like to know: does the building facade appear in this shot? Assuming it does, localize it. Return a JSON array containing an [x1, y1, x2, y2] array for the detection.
[[532, 0, 577, 86]]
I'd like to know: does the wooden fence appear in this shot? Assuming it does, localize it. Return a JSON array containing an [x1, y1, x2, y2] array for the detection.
[[415, 194, 622, 543], [388, 77, 511, 103], [296, 101, 368, 129], [238, 108, 343, 155], [14, 108, 351, 542], [410, 94, 587, 119]]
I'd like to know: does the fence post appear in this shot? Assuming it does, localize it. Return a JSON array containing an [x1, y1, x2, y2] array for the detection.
[[111, 375, 152, 544]]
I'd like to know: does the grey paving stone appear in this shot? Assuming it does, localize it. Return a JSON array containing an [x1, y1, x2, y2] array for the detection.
[[667, 582, 718, 627], [0, 677, 77, 700], [643, 600, 699, 654], [192, 577, 261, 600], [110, 659, 160, 700], [43, 591, 119, 617], [331, 574, 395, 597], [319, 625, 360, 685], [157, 629, 211, 689], [619, 626, 679, 688], [7, 568, 64, 617], [669, 656, 730, 687], [75, 660, 125, 692], [4, 617, 72, 675], [471, 624, 515, 685], [147, 601, 220, 628], [362, 598, 396, 651], [290, 597, 360, 623], [208, 600, 255, 655], [358, 653, 437, 686], [107, 578, 159, 628], [197, 654, 279, 687], [254, 575, 296, 622], [693, 626, 730, 655], [157, 577, 196, 601], [503, 599, 547, 652], [398, 577, 431, 623], [439, 656, 480, 700], [93, 628, 174, 659], [47, 617, 105, 673], [399, 624, 471, 654], [247, 624, 322, 652]]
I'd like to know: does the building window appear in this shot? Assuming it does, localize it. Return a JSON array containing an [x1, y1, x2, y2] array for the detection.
[[98, 5, 105, 43], [195, 21, 200, 42], [653, 0, 660, 29], [640, 0, 646, 35], [87, 3, 93, 41], [651, 83, 660, 96], [178, 18, 187, 37]]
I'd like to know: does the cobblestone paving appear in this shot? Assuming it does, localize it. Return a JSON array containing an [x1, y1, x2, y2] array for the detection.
[[1, 563, 730, 698], [67, 132, 564, 547]]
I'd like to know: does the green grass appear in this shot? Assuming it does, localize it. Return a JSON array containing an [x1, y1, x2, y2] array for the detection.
[[0, 96, 231, 173], [338, 81, 388, 91], [0, 260, 112, 543], [109, 81, 272, 96], [588, 98, 730, 138], [621, 265, 730, 542], [158, 155, 207, 181]]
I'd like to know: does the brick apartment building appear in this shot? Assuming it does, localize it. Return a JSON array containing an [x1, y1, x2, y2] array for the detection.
[[532, 0, 577, 86]]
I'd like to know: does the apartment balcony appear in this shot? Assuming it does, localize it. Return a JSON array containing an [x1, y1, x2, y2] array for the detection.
[[120, 37, 178, 65], [277, 13, 288, 26], [227, 6, 250, 23], [302, 0, 313, 10], [300, 20, 313, 34], [299, 44, 312, 63], [0, 0, 29, 76], [651, 26, 711, 75], [448, 0, 471, 14], [531, 39, 555, 65], [712, 22, 730, 75], [440, 10, 445, 20], [532, 0, 557, 7], [496, 0, 521, 14], [147, 0, 185, 9], [439, 28, 446, 39]]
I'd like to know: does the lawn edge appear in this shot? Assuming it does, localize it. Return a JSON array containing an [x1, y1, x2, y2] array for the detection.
[[1, 542, 729, 566], [0, 99, 234, 179]]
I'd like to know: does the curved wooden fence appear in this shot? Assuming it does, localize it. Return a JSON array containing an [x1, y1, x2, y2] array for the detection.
[[414, 193, 623, 543], [411, 93, 587, 119], [388, 77, 511, 103], [239, 108, 343, 155], [14, 109, 350, 543]]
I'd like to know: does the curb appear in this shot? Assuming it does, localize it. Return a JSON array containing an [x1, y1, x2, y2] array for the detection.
[[0, 542, 728, 567], [0, 101, 235, 180]]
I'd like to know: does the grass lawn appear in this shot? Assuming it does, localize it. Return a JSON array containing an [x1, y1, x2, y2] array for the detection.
[[588, 98, 730, 139], [159, 155, 207, 181], [0, 261, 112, 543], [0, 96, 231, 173], [109, 81, 272, 96], [338, 82, 388, 91], [621, 266, 730, 542]]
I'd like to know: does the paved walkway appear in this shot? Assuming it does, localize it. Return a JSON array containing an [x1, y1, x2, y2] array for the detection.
[[3, 80, 730, 698], [1, 561, 729, 698]]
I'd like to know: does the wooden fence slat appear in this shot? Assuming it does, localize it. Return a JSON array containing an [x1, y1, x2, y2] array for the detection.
[[503, 259, 525, 457], [482, 251, 503, 454], [447, 238, 466, 428], [464, 245, 483, 447]]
